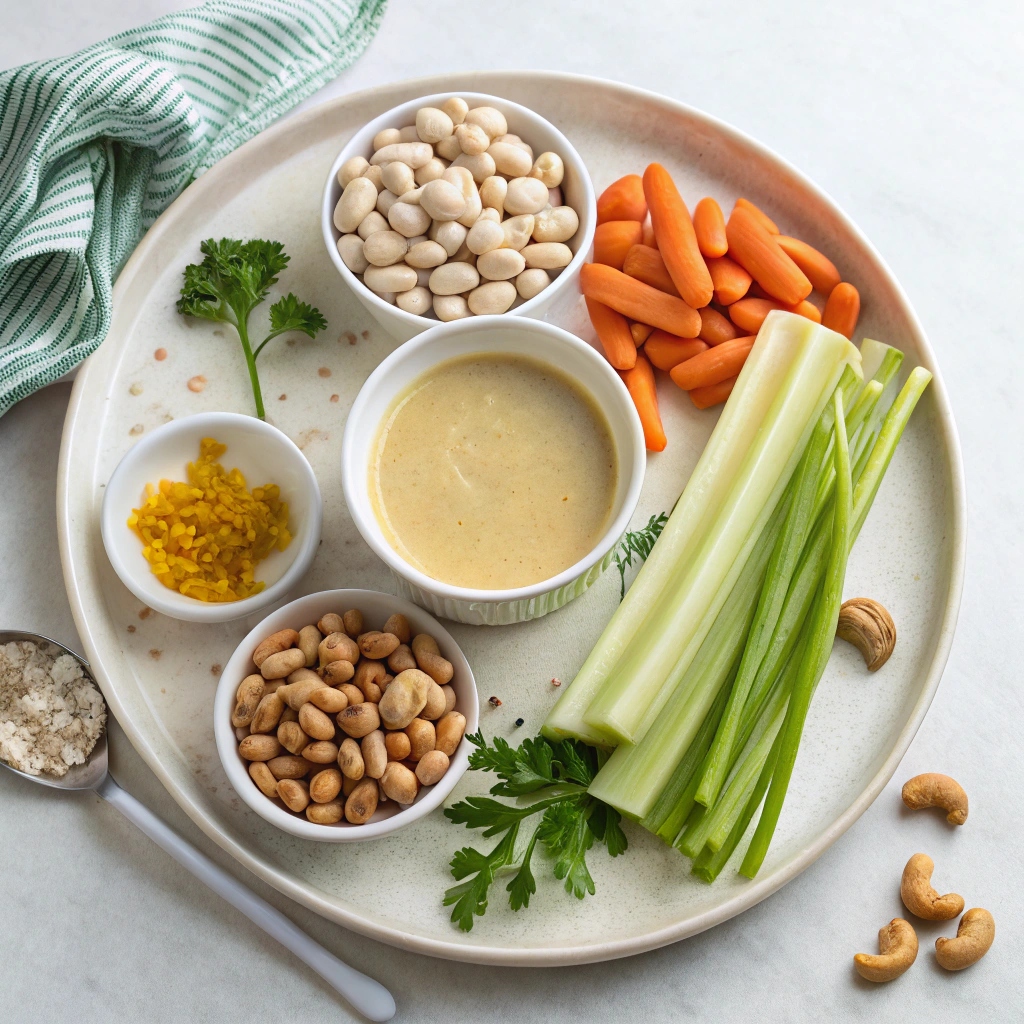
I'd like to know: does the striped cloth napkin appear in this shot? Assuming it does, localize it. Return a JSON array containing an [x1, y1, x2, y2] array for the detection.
[[0, 0, 386, 418]]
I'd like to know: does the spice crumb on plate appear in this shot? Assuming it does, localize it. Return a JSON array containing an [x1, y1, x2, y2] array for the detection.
[[0, 640, 106, 777], [154, 348, 167, 361], [187, 375, 207, 393], [318, 367, 331, 378]]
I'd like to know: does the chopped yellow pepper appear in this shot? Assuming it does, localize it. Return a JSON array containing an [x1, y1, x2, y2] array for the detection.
[[127, 437, 291, 602]]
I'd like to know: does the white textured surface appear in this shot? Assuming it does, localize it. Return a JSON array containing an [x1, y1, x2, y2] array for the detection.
[[0, 1, 1021, 1021]]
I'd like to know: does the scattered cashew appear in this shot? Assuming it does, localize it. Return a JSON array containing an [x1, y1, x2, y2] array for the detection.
[[935, 908, 995, 970], [836, 597, 896, 670], [900, 853, 964, 921], [901, 773, 968, 825], [853, 918, 918, 982]]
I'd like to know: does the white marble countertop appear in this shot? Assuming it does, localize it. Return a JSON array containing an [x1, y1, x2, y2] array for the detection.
[[1, 2, 1021, 1020]]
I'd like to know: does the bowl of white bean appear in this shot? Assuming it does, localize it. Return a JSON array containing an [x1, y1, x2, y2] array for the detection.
[[321, 92, 596, 342]]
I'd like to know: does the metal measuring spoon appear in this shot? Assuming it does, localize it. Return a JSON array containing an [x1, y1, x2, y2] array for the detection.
[[0, 630, 395, 1022]]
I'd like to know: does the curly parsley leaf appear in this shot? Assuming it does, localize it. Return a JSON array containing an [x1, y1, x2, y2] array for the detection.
[[614, 511, 668, 600], [266, 293, 328, 342]]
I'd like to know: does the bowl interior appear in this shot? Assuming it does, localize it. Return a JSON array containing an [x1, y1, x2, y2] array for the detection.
[[101, 413, 320, 617], [214, 588, 479, 842], [322, 91, 596, 332], [342, 317, 644, 601]]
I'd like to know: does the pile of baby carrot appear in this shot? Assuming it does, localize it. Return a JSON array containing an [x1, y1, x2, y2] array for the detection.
[[583, 165, 861, 451]]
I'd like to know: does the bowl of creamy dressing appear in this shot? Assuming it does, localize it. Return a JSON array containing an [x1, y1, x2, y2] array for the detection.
[[342, 317, 646, 625]]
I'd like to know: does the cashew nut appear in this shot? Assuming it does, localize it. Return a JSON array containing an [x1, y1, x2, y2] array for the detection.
[[853, 918, 918, 982], [934, 908, 995, 970], [900, 853, 964, 921], [836, 597, 896, 670], [901, 772, 968, 825]]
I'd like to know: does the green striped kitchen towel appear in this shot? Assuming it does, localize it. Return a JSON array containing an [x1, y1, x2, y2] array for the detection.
[[0, 0, 386, 417]]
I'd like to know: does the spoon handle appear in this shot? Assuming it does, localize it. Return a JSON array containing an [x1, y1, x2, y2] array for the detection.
[[97, 776, 395, 1021]]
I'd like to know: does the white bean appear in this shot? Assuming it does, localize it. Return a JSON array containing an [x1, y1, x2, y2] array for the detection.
[[466, 218, 504, 255], [370, 142, 434, 169], [442, 165, 475, 200], [488, 142, 532, 178], [455, 123, 490, 156], [532, 205, 579, 243], [456, 189, 482, 228], [429, 219, 467, 257], [501, 214, 535, 251], [338, 156, 369, 187], [399, 185, 424, 205], [376, 291, 397, 305], [515, 267, 550, 300], [522, 242, 573, 269], [468, 281, 517, 315], [434, 135, 462, 161], [477, 207, 500, 223], [530, 152, 564, 188], [452, 151, 496, 184], [548, 185, 563, 207], [477, 247, 526, 281], [480, 176, 507, 215], [464, 106, 507, 140], [334, 177, 378, 233], [414, 158, 447, 186], [494, 134, 533, 158], [372, 128, 401, 151], [364, 264, 417, 294], [336, 234, 368, 274], [441, 96, 468, 125], [416, 106, 454, 143], [433, 294, 471, 321], [361, 164, 384, 191], [450, 241, 477, 266], [381, 161, 416, 196], [362, 230, 409, 267], [405, 234, 427, 247], [396, 286, 432, 315], [415, 267, 433, 288], [388, 202, 432, 238], [356, 211, 388, 240], [504, 177, 550, 216], [405, 239, 448, 268], [419, 179, 467, 222], [429, 262, 479, 296], [398, 125, 421, 143], [376, 188, 400, 217]]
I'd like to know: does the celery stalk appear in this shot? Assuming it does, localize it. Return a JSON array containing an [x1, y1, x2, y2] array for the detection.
[[584, 319, 859, 744]]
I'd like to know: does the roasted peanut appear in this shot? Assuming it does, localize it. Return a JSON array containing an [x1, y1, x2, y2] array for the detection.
[[307, 800, 344, 825], [279, 705, 298, 724], [411, 634, 454, 685], [433, 294, 470, 321], [319, 632, 360, 667], [267, 755, 312, 780], [388, 644, 417, 674], [356, 631, 400, 659], [441, 685, 457, 714], [382, 613, 412, 644], [259, 647, 305, 680], [488, 141, 533, 177], [252, 629, 299, 668], [435, 711, 466, 756], [277, 779, 310, 813], [344, 778, 379, 824], [298, 702, 336, 741], [309, 686, 348, 714], [441, 96, 468, 125], [297, 625, 322, 667], [318, 613, 344, 635], [384, 731, 411, 761], [405, 718, 436, 761], [416, 106, 455, 143], [239, 734, 283, 761], [342, 773, 359, 797], [320, 659, 356, 685], [337, 234, 368, 273], [338, 155, 369, 187], [277, 720, 310, 755], [338, 737, 365, 780], [380, 762, 419, 804], [361, 730, 387, 779], [337, 702, 381, 739], [416, 749, 449, 786], [532, 205, 579, 243], [378, 668, 432, 730], [522, 242, 573, 270], [250, 692, 285, 734], [342, 609, 364, 637], [338, 683, 364, 708], [373, 127, 401, 151], [248, 761, 278, 798], [530, 151, 564, 187], [309, 767, 343, 804], [421, 681, 447, 721], [464, 106, 507, 140], [397, 286, 433, 316], [232, 674, 265, 728], [370, 141, 434, 169], [335, 177, 378, 233], [301, 741, 339, 765]]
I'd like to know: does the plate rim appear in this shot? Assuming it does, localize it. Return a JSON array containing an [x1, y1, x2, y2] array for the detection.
[[56, 69, 967, 966]]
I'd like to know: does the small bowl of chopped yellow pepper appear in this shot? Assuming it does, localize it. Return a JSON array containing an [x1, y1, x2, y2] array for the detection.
[[101, 413, 322, 622]]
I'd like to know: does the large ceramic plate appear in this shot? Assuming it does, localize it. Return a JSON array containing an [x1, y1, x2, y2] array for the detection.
[[56, 72, 965, 965]]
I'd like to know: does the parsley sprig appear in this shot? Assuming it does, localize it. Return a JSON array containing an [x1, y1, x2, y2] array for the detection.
[[613, 511, 668, 599], [177, 238, 327, 419], [443, 731, 628, 931]]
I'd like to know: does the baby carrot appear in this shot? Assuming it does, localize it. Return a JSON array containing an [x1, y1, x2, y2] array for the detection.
[[698, 306, 739, 345], [597, 174, 647, 223], [594, 220, 645, 270], [642, 217, 658, 249], [775, 236, 841, 295], [729, 297, 821, 333], [734, 197, 779, 234], [643, 163, 714, 309], [790, 298, 822, 324], [822, 282, 860, 338], [581, 263, 701, 337], [693, 197, 728, 257], [644, 330, 708, 371], [725, 206, 812, 306], [630, 322, 654, 345], [691, 374, 738, 410], [621, 354, 666, 452], [585, 297, 638, 370], [622, 244, 679, 296], [705, 255, 752, 305], [670, 335, 755, 390]]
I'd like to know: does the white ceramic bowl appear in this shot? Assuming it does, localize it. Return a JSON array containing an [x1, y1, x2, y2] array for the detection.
[[321, 91, 596, 343], [100, 413, 322, 623], [342, 316, 646, 625], [214, 589, 479, 842]]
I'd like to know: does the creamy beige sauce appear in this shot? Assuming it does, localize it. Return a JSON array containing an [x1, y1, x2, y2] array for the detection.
[[371, 353, 618, 590]]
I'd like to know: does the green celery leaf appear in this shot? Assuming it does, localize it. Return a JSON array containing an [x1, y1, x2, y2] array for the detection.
[[553, 739, 596, 787], [444, 826, 518, 932], [537, 798, 596, 900], [506, 828, 539, 912], [444, 796, 552, 837]]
